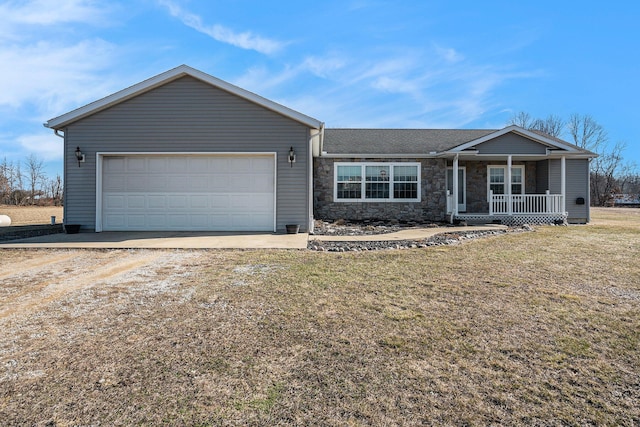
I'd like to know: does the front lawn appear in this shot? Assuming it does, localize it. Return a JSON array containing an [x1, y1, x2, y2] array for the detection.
[[0, 208, 638, 425]]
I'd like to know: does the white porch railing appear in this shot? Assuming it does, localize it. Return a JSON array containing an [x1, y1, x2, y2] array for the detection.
[[489, 190, 564, 215]]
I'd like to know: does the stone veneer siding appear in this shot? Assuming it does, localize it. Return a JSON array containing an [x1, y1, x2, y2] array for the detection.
[[454, 160, 538, 213], [313, 157, 448, 223]]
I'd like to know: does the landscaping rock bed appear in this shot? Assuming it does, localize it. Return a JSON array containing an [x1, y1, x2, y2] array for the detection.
[[308, 225, 534, 252], [312, 219, 443, 236]]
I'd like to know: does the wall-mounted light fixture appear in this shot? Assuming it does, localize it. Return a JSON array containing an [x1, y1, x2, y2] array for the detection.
[[75, 146, 85, 167], [288, 146, 296, 167]]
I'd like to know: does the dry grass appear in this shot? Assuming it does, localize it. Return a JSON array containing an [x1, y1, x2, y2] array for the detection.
[[0, 208, 638, 425], [0, 205, 64, 225]]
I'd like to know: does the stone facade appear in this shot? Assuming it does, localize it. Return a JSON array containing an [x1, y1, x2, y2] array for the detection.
[[313, 158, 546, 222], [313, 157, 448, 223]]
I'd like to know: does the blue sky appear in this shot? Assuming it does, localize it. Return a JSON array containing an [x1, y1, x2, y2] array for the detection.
[[1, 0, 639, 179]]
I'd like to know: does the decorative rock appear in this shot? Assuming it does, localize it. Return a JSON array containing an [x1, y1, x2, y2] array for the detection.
[[308, 225, 534, 252]]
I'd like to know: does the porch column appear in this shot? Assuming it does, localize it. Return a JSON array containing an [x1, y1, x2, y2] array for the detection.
[[506, 155, 512, 215], [452, 154, 459, 217], [561, 155, 566, 214]]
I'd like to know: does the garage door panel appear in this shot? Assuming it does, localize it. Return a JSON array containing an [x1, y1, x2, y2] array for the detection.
[[105, 195, 125, 209], [188, 176, 210, 192], [148, 215, 166, 228], [126, 175, 148, 192], [168, 157, 188, 171], [211, 194, 230, 209], [148, 158, 167, 173], [127, 215, 146, 228], [147, 177, 167, 192], [189, 158, 210, 173], [167, 176, 188, 192], [168, 195, 188, 208], [102, 155, 275, 231], [148, 195, 166, 209], [127, 158, 146, 171], [104, 214, 125, 228], [209, 175, 229, 190], [105, 157, 125, 172], [104, 175, 125, 191], [190, 215, 209, 228], [167, 214, 189, 227], [190, 195, 209, 208], [252, 175, 274, 192]]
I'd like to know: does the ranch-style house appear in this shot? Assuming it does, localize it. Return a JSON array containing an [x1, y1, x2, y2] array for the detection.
[[45, 65, 596, 233]]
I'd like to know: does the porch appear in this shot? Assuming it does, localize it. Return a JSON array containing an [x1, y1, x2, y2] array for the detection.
[[447, 192, 567, 225]]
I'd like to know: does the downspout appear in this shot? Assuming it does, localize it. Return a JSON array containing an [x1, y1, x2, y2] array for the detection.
[[308, 123, 324, 233], [51, 128, 66, 227]]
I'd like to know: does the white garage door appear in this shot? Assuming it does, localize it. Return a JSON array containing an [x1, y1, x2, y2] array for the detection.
[[101, 155, 275, 231]]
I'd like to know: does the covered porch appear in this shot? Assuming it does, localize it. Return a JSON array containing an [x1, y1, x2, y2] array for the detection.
[[445, 153, 569, 225]]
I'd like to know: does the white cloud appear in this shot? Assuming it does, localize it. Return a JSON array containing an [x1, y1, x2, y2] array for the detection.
[[17, 132, 63, 162], [0, 0, 112, 40], [301, 55, 346, 78], [0, 38, 117, 115], [158, 0, 285, 55]]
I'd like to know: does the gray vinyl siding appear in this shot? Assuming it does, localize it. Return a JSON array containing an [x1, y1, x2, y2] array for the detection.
[[476, 133, 549, 155], [536, 160, 549, 193], [565, 159, 590, 223], [548, 158, 590, 223], [63, 76, 311, 232]]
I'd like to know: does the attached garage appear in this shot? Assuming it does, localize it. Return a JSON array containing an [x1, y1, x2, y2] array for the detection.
[[45, 65, 323, 233], [98, 154, 276, 232]]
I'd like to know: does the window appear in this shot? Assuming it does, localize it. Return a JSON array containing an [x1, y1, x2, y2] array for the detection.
[[487, 165, 525, 196], [335, 163, 420, 201], [336, 165, 361, 199]]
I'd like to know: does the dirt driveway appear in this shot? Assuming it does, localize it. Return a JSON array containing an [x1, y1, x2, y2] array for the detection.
[[0, 249, 206, 321]]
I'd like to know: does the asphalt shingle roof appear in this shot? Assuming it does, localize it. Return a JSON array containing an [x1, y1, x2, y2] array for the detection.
[[323, 128, 497, 155]]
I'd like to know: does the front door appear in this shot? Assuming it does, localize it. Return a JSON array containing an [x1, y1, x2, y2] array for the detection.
[[447, 167, 466, 212]]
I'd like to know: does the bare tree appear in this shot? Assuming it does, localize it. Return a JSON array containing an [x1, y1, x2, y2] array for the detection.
[[531, 114, 565, 138], [509, 112, 565, 137], [567, 114, 608, 151], [509, 111, 533, 129], [0, 158, 10, 203], [508, 112, 638, 206], [48, 174, 64, 206], [25, 154, 46, 205]]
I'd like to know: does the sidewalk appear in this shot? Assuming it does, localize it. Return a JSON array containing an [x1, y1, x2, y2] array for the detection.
[[310, 224, 508, 241]]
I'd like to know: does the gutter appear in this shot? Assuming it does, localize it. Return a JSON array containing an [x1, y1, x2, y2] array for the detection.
[[308, 123, 324, 233]]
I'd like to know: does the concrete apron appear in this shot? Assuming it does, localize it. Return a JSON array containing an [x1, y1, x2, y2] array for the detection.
[[0, 224, 508, 249], [0, 231, 310, 249]]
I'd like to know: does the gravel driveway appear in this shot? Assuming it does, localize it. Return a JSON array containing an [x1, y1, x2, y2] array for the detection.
[[0, 249, 205, 321]]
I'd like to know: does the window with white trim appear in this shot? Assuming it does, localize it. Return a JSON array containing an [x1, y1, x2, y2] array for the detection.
[[335, 163, 420, 201], [487, 165, 524, 195]]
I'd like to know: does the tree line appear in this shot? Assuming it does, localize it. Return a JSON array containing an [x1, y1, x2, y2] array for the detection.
[[0, 155, 63, 206], [509, 112, 640, 206]]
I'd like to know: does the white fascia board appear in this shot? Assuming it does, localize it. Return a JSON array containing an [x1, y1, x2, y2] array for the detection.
[[320, 153, 440, 158], [448, 125, 580, 153], [46, 64, 323, 130]]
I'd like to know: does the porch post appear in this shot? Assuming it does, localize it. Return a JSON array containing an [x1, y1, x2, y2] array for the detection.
[[452, 154, 459, 218], [561, 155, 566, 214], [506, 155, 512, 215]]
